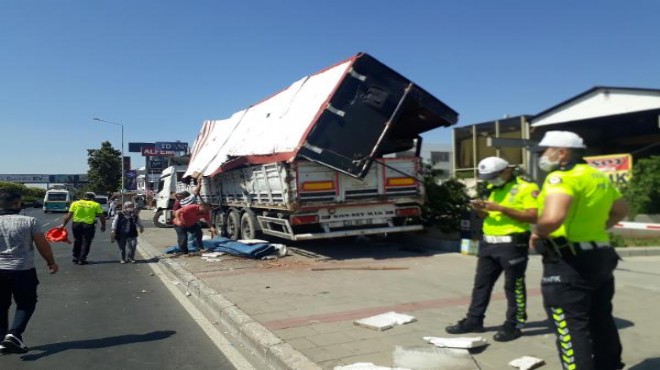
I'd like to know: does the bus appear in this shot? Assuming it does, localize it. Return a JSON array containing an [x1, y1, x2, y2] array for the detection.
[[43, 189, 75, 213]]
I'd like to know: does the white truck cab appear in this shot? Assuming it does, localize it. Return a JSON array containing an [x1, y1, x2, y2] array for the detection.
[[153, 165, 187, 227]]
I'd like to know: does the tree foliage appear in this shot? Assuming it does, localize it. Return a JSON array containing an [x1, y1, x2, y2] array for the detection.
[[624, 155, 660, 218], [87, 141, 122, 195], [421, 162, 471, 232], [0, 182, 46, 203]]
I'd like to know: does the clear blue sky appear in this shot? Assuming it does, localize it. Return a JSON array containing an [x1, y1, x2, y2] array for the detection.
[[2, 1, 659, 174]]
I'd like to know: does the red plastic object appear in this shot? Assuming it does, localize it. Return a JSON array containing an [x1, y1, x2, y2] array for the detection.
[[45, 227, 71, 244]]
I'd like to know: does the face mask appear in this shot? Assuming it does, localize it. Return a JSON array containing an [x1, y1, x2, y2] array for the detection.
[[538, 150, 561, 172], [488, 177, 506, 187]]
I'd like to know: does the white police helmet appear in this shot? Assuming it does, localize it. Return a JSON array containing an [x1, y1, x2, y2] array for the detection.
[[477, 157, 509, 180], [536, 131, 586, 150]]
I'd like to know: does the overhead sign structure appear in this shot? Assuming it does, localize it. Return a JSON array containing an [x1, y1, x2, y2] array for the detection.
[[0, 174, 88, 184], [0, 174, 51, 183], [155, 141, 188, 152], [142, 147, 177, 157], [585, 153, 633, 186]]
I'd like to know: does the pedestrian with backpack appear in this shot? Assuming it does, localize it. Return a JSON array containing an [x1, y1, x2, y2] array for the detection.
[[111, 202, 144, 263]]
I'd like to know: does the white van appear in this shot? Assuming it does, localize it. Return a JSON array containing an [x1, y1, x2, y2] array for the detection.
[[43, 189, 74, 213]]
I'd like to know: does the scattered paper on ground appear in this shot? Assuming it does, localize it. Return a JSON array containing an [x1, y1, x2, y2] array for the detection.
[[509, 356, 545, 370], [354, 312, 417, 331], [271, 243, 287, 257], [333, 363, 410, 370], [393, 346, 479, 370], [202, 252, 225, 258], [423, 336, 488, 349]]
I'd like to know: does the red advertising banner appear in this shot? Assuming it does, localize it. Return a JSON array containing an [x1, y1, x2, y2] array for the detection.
[[142, 147, 176, 156], [584, 153, 632, 186]]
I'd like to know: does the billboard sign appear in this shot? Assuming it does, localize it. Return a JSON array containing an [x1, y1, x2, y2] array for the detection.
[[149, 158, 165, 170], [142, 147, 176, 156], [128, 142, 155, 153], [125, 170, 138, 191], [155, 141, 188, 152], [585, 153, 632, 186]]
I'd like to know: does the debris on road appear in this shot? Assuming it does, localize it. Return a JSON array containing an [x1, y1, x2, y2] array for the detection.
[[423, 336, 488, 349], [333, 362, 410, 370], [509, 356, 545, 370], [354, 311, 416, 331], [202, 252, 225, 258], [393, 346, 479, 370]]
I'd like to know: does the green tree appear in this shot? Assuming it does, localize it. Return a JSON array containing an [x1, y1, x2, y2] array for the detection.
[[87, 141, 122, 195], [624, 155, 660, 218], [0, 181, 27, 194], [0, 182, 46, 204], [421, 162, 471, 232]]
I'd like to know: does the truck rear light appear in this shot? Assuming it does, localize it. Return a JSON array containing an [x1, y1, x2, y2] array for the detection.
[[291, 214, 319, 225], [301, 181, 335, 191], [386, 177, 416, 187], [395, 207, 420, 217]]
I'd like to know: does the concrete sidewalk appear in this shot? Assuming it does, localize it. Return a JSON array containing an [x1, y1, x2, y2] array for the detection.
[[136, 215, 660, 370]]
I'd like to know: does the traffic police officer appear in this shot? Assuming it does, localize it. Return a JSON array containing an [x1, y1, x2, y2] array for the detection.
[[531, 131, 628, 370], [446, 156, 539, 342]]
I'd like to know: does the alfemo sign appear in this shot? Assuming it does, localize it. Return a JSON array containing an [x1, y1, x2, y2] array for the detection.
[[141, 147, 177, 156]]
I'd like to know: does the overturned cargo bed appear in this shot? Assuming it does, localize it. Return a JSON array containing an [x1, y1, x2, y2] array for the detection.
[[186, 52, 458, 179]]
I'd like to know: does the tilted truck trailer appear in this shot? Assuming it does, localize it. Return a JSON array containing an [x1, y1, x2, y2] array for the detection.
[[179, 52, 459, 240]]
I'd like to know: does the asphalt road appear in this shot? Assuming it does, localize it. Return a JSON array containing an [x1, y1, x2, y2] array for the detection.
[[2, 208, 237, 370]]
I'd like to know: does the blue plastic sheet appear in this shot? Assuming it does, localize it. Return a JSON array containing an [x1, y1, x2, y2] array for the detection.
[[164, 237, 275, 259]]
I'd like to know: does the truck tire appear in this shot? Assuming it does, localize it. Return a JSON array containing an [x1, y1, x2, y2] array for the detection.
[[153, 209, 172, 228], [226, 209, 241, 240], [240, 211, 261, 240]]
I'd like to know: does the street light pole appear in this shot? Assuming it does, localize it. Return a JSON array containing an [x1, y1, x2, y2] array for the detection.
[[92, 117, 125, 199]]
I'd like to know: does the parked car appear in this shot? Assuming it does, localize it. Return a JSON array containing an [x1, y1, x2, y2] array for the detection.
[[94, 195, 110, 216]]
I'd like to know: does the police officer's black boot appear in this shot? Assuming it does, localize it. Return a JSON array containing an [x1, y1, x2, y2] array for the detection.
[[445, 318, 485, 334], [493, 322, 522, 342]]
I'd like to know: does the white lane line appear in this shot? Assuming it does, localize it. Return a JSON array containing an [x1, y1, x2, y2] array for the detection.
[[138, 248, 255, 370]]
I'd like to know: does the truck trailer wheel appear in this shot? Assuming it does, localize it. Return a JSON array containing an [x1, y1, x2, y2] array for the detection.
[[240, 211, 261, 240], [226, 209, 241, 240], [153, 209, 171, 228]]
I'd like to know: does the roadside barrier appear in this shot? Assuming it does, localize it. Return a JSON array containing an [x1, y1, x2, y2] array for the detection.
[[614, 222, 660, 231]]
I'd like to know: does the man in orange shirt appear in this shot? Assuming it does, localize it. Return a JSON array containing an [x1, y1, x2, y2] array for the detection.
[[173, 203, 216, 256]]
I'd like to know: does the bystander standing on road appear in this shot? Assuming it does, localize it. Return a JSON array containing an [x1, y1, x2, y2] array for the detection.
[[446, 156, 539, 342], [61, 192, 106, 265], [111, 201, 144, 263], [108, 196, 118, 218], [173, 203, 216, 257], [531, 131, 628, 370], [0, 190, 58, 354]]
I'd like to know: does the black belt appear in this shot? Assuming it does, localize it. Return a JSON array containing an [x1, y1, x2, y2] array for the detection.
[[543, 237, 611, 257]]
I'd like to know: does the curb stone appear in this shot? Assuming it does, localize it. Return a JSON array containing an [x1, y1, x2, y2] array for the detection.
[[138, 238, 322, 370]]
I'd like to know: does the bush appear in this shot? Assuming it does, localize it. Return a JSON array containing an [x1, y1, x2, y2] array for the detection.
[[421, 163, 471, 233], [624, 155, 660, 218], [0, 182, 46, 204]]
